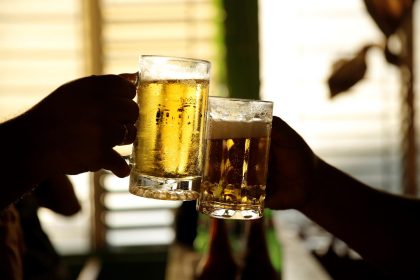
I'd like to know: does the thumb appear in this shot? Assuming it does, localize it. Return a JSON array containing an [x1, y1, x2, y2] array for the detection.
[[119, 72, 139, 87], [102, 149, 131, 178]]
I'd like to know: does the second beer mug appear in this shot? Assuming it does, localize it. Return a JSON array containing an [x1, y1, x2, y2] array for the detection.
[[129, 55, 211, 200], [197, 96, 273, 219]]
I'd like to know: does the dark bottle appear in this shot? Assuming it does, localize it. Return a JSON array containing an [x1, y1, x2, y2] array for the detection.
[[195, 218, 240, 280], [174, 200, 198, 248], [240, 217, 281, 280], [167, 201, 199, 280]]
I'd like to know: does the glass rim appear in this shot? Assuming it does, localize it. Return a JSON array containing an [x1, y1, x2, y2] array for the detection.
[[139, 54, 210, 65], [209, 95, 273, 105]]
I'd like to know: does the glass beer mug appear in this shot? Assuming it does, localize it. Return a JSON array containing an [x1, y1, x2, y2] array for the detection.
[[197, 96, 273, 219], [129, 55, 211, 201]]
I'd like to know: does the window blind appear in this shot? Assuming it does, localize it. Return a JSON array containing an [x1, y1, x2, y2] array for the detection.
[[260, 0, 410, 194], [101, 0, 219, 79], [0, 0, 91, 255], [97, 0, 219, 250], [0, 0, 220, 254], [0, 0, 83, 119]]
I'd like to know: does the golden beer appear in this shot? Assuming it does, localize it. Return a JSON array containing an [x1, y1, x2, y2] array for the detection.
[[198, 119, 272, 219], [130, 78, 209, 200]]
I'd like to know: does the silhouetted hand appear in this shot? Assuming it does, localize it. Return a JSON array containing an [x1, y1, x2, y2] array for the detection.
[[265, 116, 320, 210], [0, 74, 138, 209], [28, 74, 138, 177], [266, 116, 420, 278]]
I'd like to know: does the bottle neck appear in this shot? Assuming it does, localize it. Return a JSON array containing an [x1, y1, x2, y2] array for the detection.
[[207, 218, 235, 260], [174, 201, 198, 247], [245, 218, 271, 261], [196, 218, 239, 280], [241, 218, 280, 280]]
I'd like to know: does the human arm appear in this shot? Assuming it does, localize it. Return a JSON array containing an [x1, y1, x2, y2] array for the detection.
[[266, 116, 420, 278], [0, 74, 138, 209]]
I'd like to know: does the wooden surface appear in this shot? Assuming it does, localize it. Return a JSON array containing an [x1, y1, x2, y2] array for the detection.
[[276, 225, 332, 280]]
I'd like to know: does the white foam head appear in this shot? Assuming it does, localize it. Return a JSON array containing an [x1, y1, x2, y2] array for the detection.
[[207, 120, 271, 139]]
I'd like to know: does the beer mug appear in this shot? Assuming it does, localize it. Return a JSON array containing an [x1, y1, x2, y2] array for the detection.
[[129, 55, 211, 200], [197, 96, 273, 219]]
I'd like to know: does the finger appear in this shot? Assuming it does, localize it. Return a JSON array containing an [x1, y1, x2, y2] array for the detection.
[[95, 75, 137, 99], [103, 98, 139, 123], [118, 124, 137, 146], [102, 122, 123, 147], [271, 116, 304, 148], [102, 122, 137, 147], [102, 149, 131, 178], [271, 116, 289, 144], [266, 153, 278, 192], [119, 72, 139, 87]]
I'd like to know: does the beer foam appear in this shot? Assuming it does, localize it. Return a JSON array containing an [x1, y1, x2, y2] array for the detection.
[[207, 120, 271, 139]]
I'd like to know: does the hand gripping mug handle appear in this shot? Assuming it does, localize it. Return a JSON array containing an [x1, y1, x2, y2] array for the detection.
[[116, 72, 140, 162]]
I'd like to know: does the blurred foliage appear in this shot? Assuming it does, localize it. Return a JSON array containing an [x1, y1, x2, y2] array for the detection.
[[222, 0, 260, 100], [327, 0, 416, 98]]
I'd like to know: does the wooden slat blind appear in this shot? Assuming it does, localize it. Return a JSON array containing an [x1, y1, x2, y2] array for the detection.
[[0, 0, 83, 119], [260, 0, 407, 194], [101, 0, 218, 78], [0, 0, 220, 254]]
